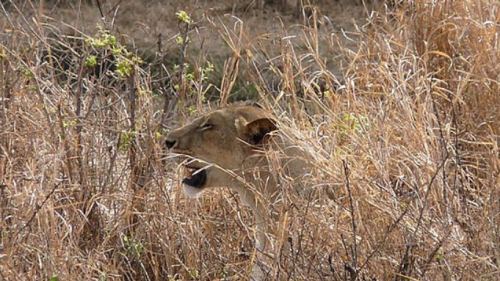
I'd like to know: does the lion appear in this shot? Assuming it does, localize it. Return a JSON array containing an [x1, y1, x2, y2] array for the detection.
[[165, 104, 310, 279]]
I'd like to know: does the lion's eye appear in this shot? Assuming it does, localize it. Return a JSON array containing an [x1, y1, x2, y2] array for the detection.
[[200, 123, 214, 131]]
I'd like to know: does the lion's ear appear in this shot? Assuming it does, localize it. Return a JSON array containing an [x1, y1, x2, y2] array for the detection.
[[236, 117, 278, 145]]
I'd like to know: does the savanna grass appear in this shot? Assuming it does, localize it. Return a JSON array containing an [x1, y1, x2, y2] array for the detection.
[[0, 0, 498, 280]]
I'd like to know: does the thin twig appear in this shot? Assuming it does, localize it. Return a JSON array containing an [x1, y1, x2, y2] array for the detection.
[[343, 159, 358, 280], [14, 182, 60, 243]]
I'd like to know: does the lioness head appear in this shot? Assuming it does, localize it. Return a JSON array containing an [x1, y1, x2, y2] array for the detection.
[[165, 105, 277, 198]]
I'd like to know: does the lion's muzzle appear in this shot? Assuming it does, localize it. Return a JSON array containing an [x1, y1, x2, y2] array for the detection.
[[182, 166, 207, 188]]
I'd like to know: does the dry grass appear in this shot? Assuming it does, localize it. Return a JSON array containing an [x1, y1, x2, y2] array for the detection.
[[0, 0, 498, 280]]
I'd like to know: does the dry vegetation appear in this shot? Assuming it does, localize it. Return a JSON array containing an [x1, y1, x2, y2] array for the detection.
[[0, 0, 499, 280]]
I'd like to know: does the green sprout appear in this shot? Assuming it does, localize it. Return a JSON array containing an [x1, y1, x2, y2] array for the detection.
[[111, 46, 124, 56], [435, 250, 445, 263], [173, 63, 189, 71], [122, 235, 144, 258], [99, 273, 107, 281], [340, 113, 369, 133], [118, 130, 136, 152], [85, 27, 143, 78], [85, 29, 117, 49], [200, 61, 214, 81], [175, 35, 185, 45], [116, 58, 134, 78], [84, 55, 97, 68], [62, 119, 78, 128], [138, 87, 152, 97], [203, 61, 214, 73], [154, 130, 163, 141], [185, 72, 194, 81], [188, 268, 199, 279], [115, 52, 142, 78], [176, 10, 191, 24], [20, 66, 34, 79], [187, 105, 197, 116]]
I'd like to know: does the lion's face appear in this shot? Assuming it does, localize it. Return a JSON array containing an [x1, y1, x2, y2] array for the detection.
[[165, 105, 277, 197]]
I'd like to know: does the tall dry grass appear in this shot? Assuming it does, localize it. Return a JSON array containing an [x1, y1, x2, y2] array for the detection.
[[0, 1, 498, 280]]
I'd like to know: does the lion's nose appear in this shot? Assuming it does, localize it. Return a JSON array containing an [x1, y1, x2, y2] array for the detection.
[[165, 139, 177, 149]]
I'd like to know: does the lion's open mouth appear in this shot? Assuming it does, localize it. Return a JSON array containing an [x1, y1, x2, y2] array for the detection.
[[182, 165, 207, 188]]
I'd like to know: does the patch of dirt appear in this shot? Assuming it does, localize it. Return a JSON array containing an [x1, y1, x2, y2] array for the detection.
[[39, 0, 383, 76]]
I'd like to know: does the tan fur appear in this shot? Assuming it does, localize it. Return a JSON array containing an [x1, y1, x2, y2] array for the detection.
[[166, 105, 309, 276]]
